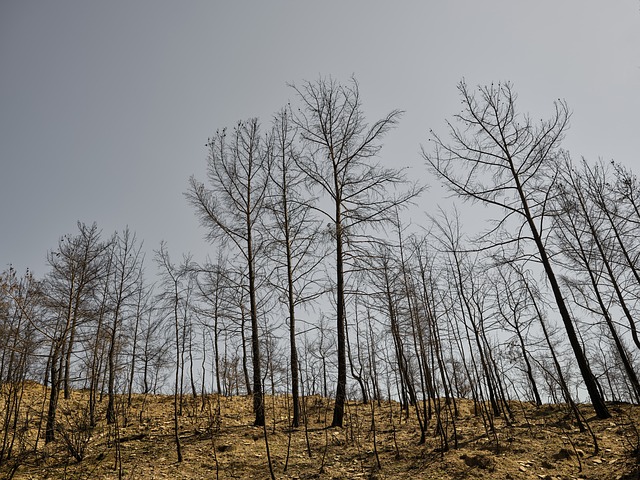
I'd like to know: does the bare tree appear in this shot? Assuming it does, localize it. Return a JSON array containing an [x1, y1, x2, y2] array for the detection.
[[424, 81, 610, 418], [43, 222, 109, 442], [434, 214, 504, 432], [265, 108, 325, 427], [105, 228, 144, 425], [138, 302, 170, 396], [0, 267, 42, 464], [195, 256, 234, 397], [127, 275, 154, 406], [552, 157, 640, 402], [411, 233, 460, 447], [490, 263, 543, 406], [187, 118, 272, 426], [155, 242, 192, 463], [87, 242, 114, 427], [292, 76, 423, 427], [366, 242, 422, 425]]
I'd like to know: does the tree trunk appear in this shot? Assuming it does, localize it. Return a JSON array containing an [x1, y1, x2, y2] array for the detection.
[[331, 208, 347, 427]]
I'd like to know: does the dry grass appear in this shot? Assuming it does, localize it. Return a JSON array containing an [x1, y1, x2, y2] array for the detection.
[[2, 383, 640, 479]]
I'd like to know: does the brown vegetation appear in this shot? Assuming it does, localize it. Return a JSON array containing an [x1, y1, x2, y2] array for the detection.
[[2, 383, 639, 479]]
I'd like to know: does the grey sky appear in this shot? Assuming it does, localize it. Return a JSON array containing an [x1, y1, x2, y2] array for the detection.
[[1, 1, 638, 276]]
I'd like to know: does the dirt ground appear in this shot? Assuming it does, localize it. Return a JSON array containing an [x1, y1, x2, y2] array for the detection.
[[3, 385, 640, 479]]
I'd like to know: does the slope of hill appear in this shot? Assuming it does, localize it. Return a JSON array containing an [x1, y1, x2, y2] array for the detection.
[[2, 384, 639, 479]]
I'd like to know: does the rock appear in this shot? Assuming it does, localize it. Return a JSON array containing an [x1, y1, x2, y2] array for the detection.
[[541, 460, 554, 469], [460, 453, 495, 471], [552, 448, 573, 460]]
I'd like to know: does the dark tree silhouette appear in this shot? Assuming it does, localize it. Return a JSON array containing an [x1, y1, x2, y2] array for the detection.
[[292, 77, 422, 427], [425, 81, 610, 419], [187, 118, 272, 426]]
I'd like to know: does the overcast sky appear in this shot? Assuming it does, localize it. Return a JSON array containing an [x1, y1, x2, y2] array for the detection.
[[1, 1, 639, 276]]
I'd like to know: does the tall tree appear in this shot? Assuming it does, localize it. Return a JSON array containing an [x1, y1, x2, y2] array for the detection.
[[425, 81, 610, 418], [292, 77, 422, 427], [0, 267, 42, 463], [105, 227, 144, 425], [552, 157, 640, 402], [265, 109, 324, 427], [490, 263, 543, 406], [43, 222, 108, 442], [187, 118, 272, 426], [127, 270, 154, 406], [195, 256, 233, 397], [155, 242, 192, 463]]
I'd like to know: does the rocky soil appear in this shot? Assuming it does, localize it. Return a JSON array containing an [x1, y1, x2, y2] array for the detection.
[[3, 385, 640, 479]]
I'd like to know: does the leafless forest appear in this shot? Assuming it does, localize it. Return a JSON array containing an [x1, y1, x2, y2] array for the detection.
[[2, 78, 640, 478]]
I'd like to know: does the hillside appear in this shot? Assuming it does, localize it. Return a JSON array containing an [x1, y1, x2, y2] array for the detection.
[[2, 384, 639, 479]]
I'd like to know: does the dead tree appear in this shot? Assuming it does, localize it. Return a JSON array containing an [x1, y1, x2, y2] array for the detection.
[[105, 228, 144, 425], [552, 158, 640, 402], [265, 109, 325, 427], [292, 76, 422, 427], [43, 222, 109, 442], [187, 118, 272, 426], [155, 242, 192, 463], [425, 81, 610, 418]]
